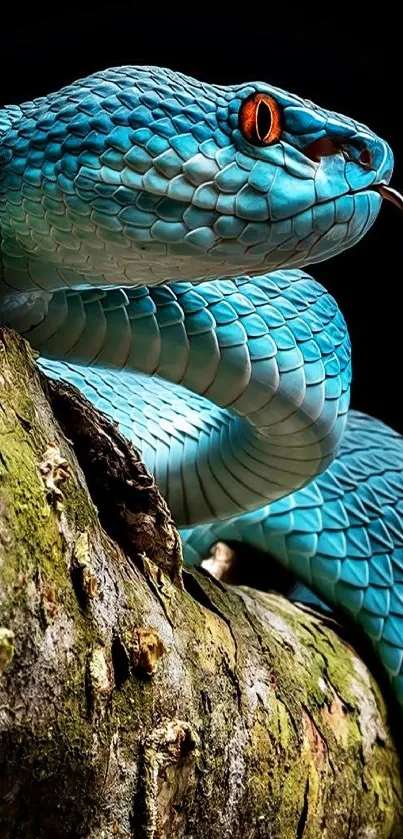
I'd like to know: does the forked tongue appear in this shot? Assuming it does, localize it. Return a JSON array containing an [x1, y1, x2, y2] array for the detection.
[[377, 184, 403, 210]]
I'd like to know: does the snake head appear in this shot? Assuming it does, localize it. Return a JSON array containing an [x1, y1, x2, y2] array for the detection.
[[0, 66, 399, 286], [214, 78, 397, 270]]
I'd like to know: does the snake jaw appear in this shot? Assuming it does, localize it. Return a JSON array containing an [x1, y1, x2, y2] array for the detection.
[[375, 184, 403, 210]]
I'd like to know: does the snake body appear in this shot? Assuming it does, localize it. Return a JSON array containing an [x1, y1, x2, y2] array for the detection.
[[1, 65, 403, 709]]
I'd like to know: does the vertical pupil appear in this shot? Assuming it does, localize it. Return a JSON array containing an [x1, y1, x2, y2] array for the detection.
[[256, 99, 272, 142]]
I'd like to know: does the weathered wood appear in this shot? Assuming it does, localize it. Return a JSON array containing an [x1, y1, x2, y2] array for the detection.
[[0, 327, 402, 839]]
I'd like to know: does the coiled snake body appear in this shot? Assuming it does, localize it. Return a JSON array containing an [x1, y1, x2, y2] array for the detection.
[[1, 66, 403, 709]]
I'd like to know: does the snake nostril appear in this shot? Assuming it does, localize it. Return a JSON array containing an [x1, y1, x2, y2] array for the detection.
[[304, 136, 374, 170], [304, 136, 341, 161], [358, 148, 372, 168]]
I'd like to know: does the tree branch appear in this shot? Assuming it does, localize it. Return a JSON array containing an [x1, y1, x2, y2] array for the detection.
[[0, 327, 402, 839]]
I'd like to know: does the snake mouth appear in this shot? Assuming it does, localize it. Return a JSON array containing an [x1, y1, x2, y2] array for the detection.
[[371, 183, 403, 210]]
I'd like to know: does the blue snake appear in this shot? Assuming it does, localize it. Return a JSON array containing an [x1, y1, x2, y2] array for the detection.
[[1, 65, 403, 710]]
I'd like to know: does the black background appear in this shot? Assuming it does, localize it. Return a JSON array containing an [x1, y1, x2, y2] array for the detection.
[[1, 4, 402, 433]]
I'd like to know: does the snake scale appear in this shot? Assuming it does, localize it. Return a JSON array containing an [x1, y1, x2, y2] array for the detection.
[[1, 65, 403, 711]]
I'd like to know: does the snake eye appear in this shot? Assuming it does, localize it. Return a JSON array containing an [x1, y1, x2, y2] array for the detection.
[[239, 92, 282, 146]]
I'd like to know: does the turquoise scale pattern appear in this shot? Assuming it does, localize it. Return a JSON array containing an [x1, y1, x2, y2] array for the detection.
[[181, 411, 403, 703], [33, 269, 352, 523], [0, 65, 402, 711]]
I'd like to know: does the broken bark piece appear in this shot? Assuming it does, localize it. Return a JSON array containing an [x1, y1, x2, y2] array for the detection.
[[131, 627, 166, 677]]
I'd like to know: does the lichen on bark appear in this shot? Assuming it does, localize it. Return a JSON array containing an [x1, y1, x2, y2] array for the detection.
[[0, 327, 402, 839]]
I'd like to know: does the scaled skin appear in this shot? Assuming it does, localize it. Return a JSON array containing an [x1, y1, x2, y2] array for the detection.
[[0, 65, 392, 293], [1, 66, 403, 710]]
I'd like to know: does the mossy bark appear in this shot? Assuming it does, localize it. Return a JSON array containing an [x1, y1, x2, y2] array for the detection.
[[0, 326, 402, 839]]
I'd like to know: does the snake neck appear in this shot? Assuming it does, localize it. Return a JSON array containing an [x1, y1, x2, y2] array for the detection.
[[10, 267, 352, 527]]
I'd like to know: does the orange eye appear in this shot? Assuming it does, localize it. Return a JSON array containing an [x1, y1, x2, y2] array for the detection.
[[239, 92, 282, 146]]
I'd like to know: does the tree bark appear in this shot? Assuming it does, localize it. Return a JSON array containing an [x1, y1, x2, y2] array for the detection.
[[0, 326, 402, 839]]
